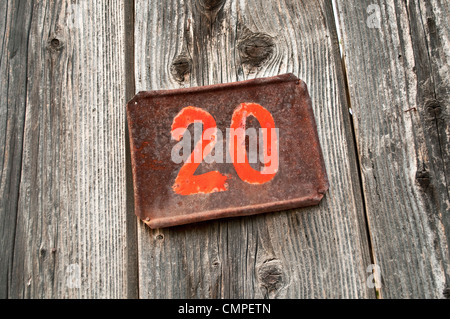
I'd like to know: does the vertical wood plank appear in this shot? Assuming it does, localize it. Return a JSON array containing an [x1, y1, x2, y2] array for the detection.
[[135, 0, 374, 298], [125, 0, 140, 299], [336, 0, 450, 298], [0, 0, 34, 298], [7, 0, 129, 298]]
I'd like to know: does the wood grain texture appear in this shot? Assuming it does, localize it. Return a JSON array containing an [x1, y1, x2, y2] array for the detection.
[[335, 0, 450, 298], [5, 0, 129, 298], [135, 0, 374, 298], [0, 0, 33, 299]]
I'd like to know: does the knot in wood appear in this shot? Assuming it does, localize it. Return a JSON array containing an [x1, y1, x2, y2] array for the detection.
[[416, 169, 431, 189], [47, 37, 64, 52], [427, 17, 437, 34], [197, 0, 226, 12], [425, 99, 442, 116], [212, 259, 221, 267], [238, 33, 274, 68], [171, 55, 192, 83], [257, 259, 285, 298], [443, 287, 450, 299]]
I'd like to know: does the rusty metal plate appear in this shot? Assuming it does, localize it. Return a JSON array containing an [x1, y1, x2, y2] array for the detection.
[[127, 73, 329, 229]]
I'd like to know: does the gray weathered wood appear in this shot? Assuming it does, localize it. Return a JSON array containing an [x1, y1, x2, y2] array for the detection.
[[3, 0, 447, 300], [0, 0, 33, 299], [135, 0, 374, 298], [4, 0, 130, 298], [335, 0, 450, 298]]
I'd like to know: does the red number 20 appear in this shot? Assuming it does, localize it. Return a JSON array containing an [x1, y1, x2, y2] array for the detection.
[[171, 103, 278, 196]]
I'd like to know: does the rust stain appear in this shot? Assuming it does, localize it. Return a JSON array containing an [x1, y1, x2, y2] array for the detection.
[[127, 74, 329, 229]]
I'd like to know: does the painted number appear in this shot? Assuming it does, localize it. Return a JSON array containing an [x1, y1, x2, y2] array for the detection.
[[171, 107, 228, 196], [171, 103, 279, 196], [230, 103, 278, 185]]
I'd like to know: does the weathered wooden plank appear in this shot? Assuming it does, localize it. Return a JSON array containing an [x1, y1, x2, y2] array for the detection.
[[335, 0, 450, 298], [135, 0, 374, 298], [125, 0, 140, 300], [0, 0, 33, 299], [7, 0, 130, 298]]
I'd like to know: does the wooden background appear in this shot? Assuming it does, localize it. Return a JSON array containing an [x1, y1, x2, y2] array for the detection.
[[0, 0, 448, 299]]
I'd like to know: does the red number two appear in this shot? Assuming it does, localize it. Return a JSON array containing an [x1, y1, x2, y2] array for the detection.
[[171, 107, 228, 196], [171, 103, 279, 196]]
